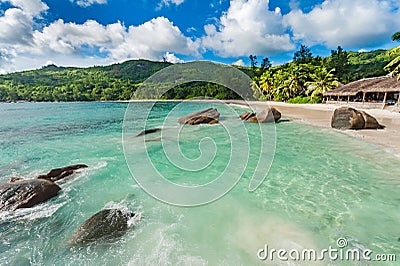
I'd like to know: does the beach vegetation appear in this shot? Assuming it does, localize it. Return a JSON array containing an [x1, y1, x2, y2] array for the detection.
[[258, 63, 337, 103], [287, 96, 322, 104], [293, 45, 313, 64], [0, 46, 397, 102], [384, 32, 400, 79], [326, 46, 349, 82], [306, 68, 340, 98]]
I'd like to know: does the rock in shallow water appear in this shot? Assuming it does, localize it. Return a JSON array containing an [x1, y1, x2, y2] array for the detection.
[[71, 209, 136, 245], [0, 179, 61, 211], [178, 108, 220, 125], [37, 164, 88, 182], [240, 108, 281, 123], [331, 107, 384, 130], [136, 127, 162, 136]]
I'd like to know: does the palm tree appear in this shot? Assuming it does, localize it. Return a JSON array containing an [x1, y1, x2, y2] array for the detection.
[[392, 32, 400, 42], [385, 32, 400, 79], [259, 70, 275, 99], [283, 65, 308, 99], [306, 68, 339, 98]]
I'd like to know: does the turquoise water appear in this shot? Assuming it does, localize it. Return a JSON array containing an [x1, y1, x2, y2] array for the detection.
[[0, 102, 399, 265]]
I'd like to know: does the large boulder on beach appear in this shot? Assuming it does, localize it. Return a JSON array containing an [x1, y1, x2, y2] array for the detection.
[[240, 108, 281, 123], [331, 107, 383, 130], [71, 209, 136, 245], [178, 108, 220, 125], [0, 179, 61, 211], [37, 164, 88, 182]]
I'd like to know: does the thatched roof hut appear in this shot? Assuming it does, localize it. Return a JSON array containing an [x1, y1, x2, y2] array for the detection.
[[324, 76, 400, 96], [323, 76, 400, 105]]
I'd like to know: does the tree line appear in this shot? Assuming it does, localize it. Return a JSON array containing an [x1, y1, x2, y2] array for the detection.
[[254, 35, 400, 103], [0, 34, 399, 102]]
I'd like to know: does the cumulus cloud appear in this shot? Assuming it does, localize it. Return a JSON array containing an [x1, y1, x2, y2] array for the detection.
[[1, 0, 400, 73], [0, 8, 33, 44], [284, 0, 400, 48], [109, 17, 199, 60], [232, 59, 245, 66], [202, 0, 295, 57], [0, 3, 198, 73], [32, 19, 125, 54], [70, 0, 107, 7], [1, 0, 49, 16], [0, 0, 49, 45], [31, 16, 199, 61], [163, 52, 184, 63], [0, 47, 17, 74]]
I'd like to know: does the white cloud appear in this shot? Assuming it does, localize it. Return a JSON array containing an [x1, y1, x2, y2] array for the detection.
[[284, 0, 400, 48], [31, 17, 199, 60], [1, 0, 49, 16], [1, 0, 399, 74], [163, 52, 184, 63], [167, 0, 185, 5], [0, 0, 48, 56], [109, 17, 199, 60], [0, 52, 115, 74], [232, 59, 245, 66], [30, 16, 199, 61], [186, 26, 197, 33], [0, 3, 198, 73], [201, 0, 294, 57], [0, 8, 33, 44], [32, 19, 125, 54], [157, 0, 185, 9], [70, 0, 107, 7], [0, 0, 49, 46]]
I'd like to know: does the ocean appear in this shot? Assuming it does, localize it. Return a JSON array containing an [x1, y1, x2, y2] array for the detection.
[[0, 101, 399, 265]]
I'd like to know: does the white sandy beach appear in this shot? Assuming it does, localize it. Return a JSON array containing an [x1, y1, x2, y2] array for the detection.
[[244, 101, 400, 158]]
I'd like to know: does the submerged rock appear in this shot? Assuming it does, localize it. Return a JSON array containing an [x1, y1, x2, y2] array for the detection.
[[178, 108, 220, 125], [136, 127, 162, 136], [331, 107, 384, 130], [0, 179, 61, 211], [71, 209, 136, 245], [240, 108, 281, 123], [37, 164, 88, 182]]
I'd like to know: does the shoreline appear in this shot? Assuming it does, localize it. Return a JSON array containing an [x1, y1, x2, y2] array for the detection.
[[3, 99, 400, 158], [238, 101, 400, 159]]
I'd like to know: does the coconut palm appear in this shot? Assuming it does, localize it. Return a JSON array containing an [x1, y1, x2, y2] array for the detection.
[[282, 65, 309, 99], [306, 68, 339, 98], [384, 32, 400, 79], [392, 32, 400, 42], [259, 70, 275, 99]]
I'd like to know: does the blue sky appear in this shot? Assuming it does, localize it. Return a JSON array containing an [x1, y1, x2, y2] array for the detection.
[[0, 0, 399, 73]]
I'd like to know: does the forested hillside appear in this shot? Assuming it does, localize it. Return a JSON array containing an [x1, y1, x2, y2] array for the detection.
[[0, 47, 398, 102], [346, 49, 397, 80], [0, 60, 171, 101], [257, 46, 399, 103]]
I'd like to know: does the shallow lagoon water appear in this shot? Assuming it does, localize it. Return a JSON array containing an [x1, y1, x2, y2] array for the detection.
[[0, 102, 399, 265]]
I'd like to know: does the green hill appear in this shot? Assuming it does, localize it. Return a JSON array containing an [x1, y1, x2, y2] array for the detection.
[[0, 48, 398, 102], [0, 60, 171, 101], [345, 48, 398, 80]]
